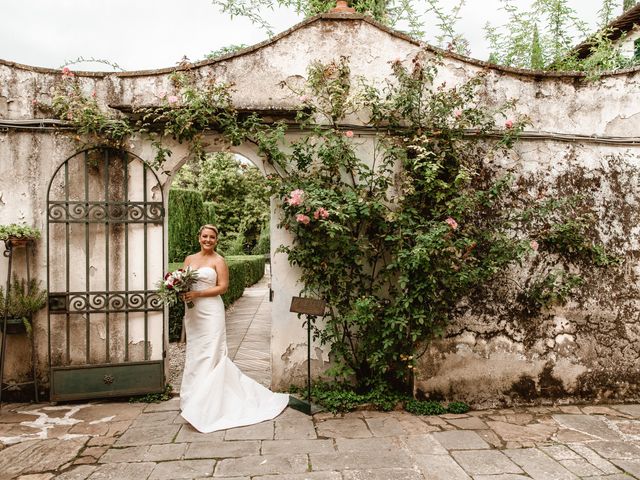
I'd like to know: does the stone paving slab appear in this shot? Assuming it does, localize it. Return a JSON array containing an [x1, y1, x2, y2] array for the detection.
[[505, 448, 579, 480], [214, 453, 309, 477], [342, 468, 425, 479], [432, 430, 491, 450], [311, 448, 415, 471], [412, 453, 471, 479], [0, 438, 87, 478], [148, 459, 215, 479], [86, 461, 156, 479], [552, 414, 623, 441], [315, 417, 372, 439], [114, 424, 180, 447], [451, 449, 524, 476], [184, 439, 261, 458], [261, 438, 335, 455]]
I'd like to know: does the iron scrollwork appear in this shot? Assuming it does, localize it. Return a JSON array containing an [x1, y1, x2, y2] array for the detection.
[[48, 291, 162, 314], [48, 201, 164, 224]]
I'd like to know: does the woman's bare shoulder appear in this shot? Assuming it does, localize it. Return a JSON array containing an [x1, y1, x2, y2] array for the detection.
[[183, 253, 197, 267], [214, 253, 228, 268]]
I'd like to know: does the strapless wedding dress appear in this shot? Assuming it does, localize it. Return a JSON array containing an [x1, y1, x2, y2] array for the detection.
[[180, 267, 289, 432]]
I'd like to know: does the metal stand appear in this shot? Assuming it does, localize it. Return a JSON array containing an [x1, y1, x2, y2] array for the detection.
[[0, 238, 38, 410], [288, 296, 325, 415]]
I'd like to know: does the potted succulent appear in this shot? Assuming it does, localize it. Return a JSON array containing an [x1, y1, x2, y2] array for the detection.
[[0, 224, 41, 248], [0, 276, 47, 335]]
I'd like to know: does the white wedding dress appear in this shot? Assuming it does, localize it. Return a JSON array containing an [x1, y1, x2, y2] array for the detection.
[[180, 267, 289, 433]]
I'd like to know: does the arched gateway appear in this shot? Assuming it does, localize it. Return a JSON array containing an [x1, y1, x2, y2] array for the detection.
[[46, 148, 165, 400]]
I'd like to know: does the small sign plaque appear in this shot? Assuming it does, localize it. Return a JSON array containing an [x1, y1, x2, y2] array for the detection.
[[290, 296, 326, 316]]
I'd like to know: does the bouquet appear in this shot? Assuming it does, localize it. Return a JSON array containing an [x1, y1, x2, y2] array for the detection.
[[156, 266, 199, 308]]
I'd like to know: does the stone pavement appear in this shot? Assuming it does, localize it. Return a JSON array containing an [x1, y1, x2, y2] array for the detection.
[[0, 399, 639, 479], [1, 270, 639, 479]]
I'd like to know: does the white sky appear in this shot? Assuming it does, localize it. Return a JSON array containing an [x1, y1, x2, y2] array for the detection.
[[0, 0, 617, 72]]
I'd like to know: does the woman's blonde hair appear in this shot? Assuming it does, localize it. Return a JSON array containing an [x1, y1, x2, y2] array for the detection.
[[198, 224, 219, 237]]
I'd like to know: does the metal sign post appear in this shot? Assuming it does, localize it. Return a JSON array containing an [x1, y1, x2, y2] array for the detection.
[[288, 296, 326, 415]]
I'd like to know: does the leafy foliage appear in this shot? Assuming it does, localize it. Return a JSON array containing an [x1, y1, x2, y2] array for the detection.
[[267, 54, 613, 391], [168, 189, 210, 263], [129, 384, 173, 403], [51, 68, 249, 168], [172, 153, 270, 255], [310, 381, 406, 413], [0, 276, 47, 334], [0, 224, 41, 242]]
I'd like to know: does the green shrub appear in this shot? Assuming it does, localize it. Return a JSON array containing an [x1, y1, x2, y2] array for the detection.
[[405, 400, 447, 416], [307, 382, 407, 413], [0, 276, 47, 334], [222, 261, 246, 306], [168, 189, 206, 263], [226, 255, 266, 286], [447, 401, 470, 414], [168, 302, 185, 342], [252, 225, 270, 255], [203, 201, 218, 226]]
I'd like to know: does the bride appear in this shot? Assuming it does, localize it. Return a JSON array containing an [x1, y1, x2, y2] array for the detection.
[[180, 224, 289, 433]]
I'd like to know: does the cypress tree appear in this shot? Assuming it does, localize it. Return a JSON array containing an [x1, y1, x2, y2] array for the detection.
[[530, 24, 544, 69]]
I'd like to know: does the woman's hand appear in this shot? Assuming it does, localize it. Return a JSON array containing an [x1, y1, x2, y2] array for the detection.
[[182, 291, 199, 302]]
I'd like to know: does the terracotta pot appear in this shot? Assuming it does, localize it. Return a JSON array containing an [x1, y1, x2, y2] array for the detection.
[[6, 237, 33, 248]]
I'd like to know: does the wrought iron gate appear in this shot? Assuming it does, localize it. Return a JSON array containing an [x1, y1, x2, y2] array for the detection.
[[47, 148, 165, 401]]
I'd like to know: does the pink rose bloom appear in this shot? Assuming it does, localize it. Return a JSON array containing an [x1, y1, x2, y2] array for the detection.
[[61, 67, 73, 77], [345, 130, 354, 138], [453, 109, 462, 118], [530, 240, 539, 251], [296, 214, 310, 225], [286, 189, 305, 206], [505, 119, 514, 129], [313, 207, 329, 220], [91, 90, 97, 98], [445, 217, 458, 230], [32, 99, 38, 105], [167, 95, 179, 105]]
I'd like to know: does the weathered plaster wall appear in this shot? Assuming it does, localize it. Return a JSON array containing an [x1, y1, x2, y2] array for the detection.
[[1, 13, 639, 403], [615, 25, 640, 58], [415, 141, 640, 407]]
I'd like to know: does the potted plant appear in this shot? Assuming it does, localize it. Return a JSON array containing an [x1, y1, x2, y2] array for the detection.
[[0, 224, 41, 247], [0, 276, 47, 335]]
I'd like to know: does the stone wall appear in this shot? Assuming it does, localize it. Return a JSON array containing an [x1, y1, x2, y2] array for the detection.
[[0, 13, 639, 403]]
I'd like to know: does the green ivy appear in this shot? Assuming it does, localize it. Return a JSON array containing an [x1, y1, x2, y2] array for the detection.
[[129, 384, 173, 403]]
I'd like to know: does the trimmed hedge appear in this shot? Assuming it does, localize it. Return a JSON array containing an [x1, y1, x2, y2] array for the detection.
[[168, 189, 205, 263], [226, 255, 266, 286], [167, 255, 266, 341]]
